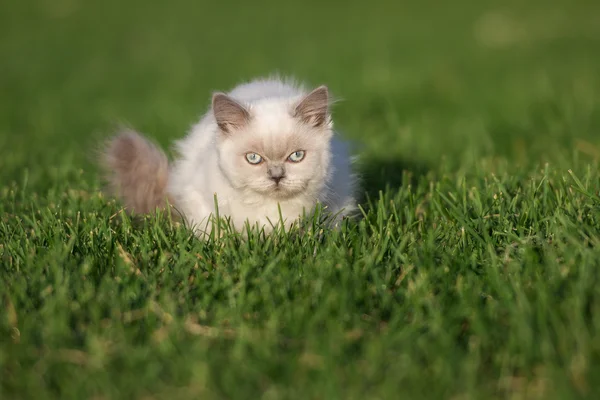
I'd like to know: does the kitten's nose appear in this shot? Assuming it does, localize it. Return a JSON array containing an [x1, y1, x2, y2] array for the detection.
[[268, 165, 285, 184]]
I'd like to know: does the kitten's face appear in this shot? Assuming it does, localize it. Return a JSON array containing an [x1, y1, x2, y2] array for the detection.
[[214, 86, 332, 200]]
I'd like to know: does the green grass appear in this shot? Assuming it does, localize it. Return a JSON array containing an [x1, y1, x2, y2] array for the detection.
[[2, 0, 600, 398]]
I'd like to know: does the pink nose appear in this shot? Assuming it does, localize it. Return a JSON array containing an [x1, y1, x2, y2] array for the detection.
[[268, 165, 285, 184]]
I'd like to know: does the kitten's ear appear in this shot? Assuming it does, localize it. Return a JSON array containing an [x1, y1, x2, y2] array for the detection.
[[212, 93, 251, 134], [294, 85, 330, 128]]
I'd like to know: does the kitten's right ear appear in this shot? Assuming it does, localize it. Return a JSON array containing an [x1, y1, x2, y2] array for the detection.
[[212, 93, 250, 134], [294, 85, 330, 128]]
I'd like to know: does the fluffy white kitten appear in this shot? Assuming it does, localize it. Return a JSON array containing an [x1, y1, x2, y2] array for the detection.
[[102, 77, 356, 237]]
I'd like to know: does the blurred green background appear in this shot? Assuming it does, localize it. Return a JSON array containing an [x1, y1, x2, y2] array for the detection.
[[1, 0, 600, 191]]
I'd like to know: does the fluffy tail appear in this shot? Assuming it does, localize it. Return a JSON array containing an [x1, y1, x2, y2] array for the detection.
[[100, 129, 171, 214]]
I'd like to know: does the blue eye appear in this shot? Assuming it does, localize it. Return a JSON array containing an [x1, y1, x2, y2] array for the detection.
[[288, 150, 305, 163], [245, 153, 263, 164]]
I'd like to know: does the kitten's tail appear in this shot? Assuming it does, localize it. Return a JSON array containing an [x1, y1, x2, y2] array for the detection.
[[100, 129, 171, 214]]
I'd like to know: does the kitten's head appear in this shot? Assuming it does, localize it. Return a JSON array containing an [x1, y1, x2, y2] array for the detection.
[[214, 86, 333, 200]]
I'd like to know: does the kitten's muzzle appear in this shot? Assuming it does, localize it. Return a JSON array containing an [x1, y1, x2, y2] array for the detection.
[[267, 165, 285, 185]]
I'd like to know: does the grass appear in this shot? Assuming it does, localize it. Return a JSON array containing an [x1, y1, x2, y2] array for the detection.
[[2, 0, 600, 398]]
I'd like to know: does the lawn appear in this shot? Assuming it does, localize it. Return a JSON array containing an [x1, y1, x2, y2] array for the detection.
[[2, 0, 600, 398]]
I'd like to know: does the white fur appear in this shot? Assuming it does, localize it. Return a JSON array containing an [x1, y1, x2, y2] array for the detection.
[[167, 77, 356, 236]]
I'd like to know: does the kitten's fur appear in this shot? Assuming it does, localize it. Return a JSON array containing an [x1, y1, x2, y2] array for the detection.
[[101, 77, 356, 236]]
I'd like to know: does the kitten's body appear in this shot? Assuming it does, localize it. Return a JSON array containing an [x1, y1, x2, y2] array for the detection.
[[102, 77, 356, 237]]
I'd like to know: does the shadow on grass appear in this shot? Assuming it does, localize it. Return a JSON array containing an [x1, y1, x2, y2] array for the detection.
[[355, 156, 431, 207]]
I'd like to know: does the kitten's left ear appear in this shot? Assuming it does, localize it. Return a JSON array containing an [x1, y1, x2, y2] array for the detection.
[[293, 85, 330, 128], [212, 93, 251, 134]]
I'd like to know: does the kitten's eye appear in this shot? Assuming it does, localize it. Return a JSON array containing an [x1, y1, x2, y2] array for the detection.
[[288, 150, 305, 163], [245, 153, 263, 165]]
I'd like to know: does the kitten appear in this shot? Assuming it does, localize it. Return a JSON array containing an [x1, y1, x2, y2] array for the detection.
[[101, 77, 356, 237]]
